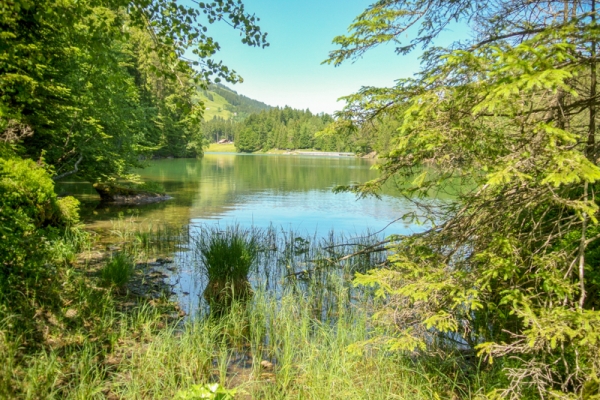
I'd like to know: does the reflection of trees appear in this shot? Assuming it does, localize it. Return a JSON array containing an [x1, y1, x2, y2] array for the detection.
[[213, 155, 378, 192], [64, 155, 444, 229], [182, 155, 384, 220]]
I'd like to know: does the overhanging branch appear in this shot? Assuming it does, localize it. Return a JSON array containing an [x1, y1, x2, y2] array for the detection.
[[52, 154, 83, 181]]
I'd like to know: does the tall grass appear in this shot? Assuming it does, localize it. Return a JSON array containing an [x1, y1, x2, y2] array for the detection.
[[194, 224, 259, 284], [1, 286, 449, 399], [110, 289, 440, 399], [0, 222, 499, 399], [100, 251, 134, 288]]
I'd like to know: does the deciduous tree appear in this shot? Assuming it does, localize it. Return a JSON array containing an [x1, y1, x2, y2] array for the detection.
[[0, 0, 267, 183]]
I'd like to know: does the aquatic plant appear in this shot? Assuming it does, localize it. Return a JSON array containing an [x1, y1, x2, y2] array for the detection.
[[194, 225, 260, 309], [100, 252, 134, 288], [195, 225, 260, 283]]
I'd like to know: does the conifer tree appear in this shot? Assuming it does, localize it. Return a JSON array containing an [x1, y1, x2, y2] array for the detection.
[[328, 1, 600, 397]]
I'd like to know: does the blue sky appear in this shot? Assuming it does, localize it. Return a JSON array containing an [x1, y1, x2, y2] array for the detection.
[[201, 1, 468, 115]]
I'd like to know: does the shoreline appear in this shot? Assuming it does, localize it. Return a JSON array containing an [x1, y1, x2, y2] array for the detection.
[[205, 144, 375, 158]]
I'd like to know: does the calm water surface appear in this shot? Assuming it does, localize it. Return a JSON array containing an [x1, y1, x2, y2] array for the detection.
[[61, 153, 423, 236], [59, 153, 435, 315]]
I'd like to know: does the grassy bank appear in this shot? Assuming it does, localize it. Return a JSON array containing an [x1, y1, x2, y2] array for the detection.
[[0, 222, 496, 399], [205, 143, 237, 153], [1, 290, 438, 399]]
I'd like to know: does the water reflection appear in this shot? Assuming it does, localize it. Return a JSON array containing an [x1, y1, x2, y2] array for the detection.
[[57, 154, 421, 236], [57, 154, 447, 317]]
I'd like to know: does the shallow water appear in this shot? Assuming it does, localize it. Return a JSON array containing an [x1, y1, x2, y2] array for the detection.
[[58, 153, 436, 316]]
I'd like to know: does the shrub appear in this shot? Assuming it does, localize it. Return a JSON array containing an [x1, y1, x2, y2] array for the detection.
[[0, 149, 82, 283], [0, 146, 84, 338]]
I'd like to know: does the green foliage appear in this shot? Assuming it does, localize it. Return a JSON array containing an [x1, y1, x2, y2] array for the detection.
[[236, 125, 264, 153], [203, 117, 237, 143], [330, 0, 600, 397], [318, 112, 400, 155], [0, 150, 81, 277], [0, 0, 267, 347], [175, 383, 237, 399], [0, 145, 85, 341], [233, 106, 334, 152], [195, 225, 259, 283], [0, 0, 267, 182], [203, 101, 384, 154], [100, 252, 134, 288]]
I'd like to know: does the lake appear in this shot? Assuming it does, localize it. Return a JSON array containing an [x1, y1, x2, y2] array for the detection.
[[60, 152, 425, 237], [58, 152, 432, 316]]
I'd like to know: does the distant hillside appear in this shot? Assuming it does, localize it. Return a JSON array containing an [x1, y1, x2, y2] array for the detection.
[[196, 83, 271, 121]]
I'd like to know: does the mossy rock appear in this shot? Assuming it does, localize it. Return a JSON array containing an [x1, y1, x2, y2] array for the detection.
[[93, 183, 171, 204]]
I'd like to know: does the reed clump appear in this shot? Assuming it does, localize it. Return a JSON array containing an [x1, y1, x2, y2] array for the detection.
[[195, 225, 260, 309], [100, 251, 134, 288]]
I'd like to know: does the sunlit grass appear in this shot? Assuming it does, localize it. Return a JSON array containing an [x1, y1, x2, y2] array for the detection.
[[1, 289, 440, 399], [205, 143, 237, 152], [0, 223, 498, 399], [196, 91, 233, 121]]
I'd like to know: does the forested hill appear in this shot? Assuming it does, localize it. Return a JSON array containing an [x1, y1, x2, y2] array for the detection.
[[199, 83, 401, 155], [196, 85, 376, 154], [198, 86, 396, 155], [203, 103, 399, 155], [203, 107, 344, 153], [197, 84, 272, 121]]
